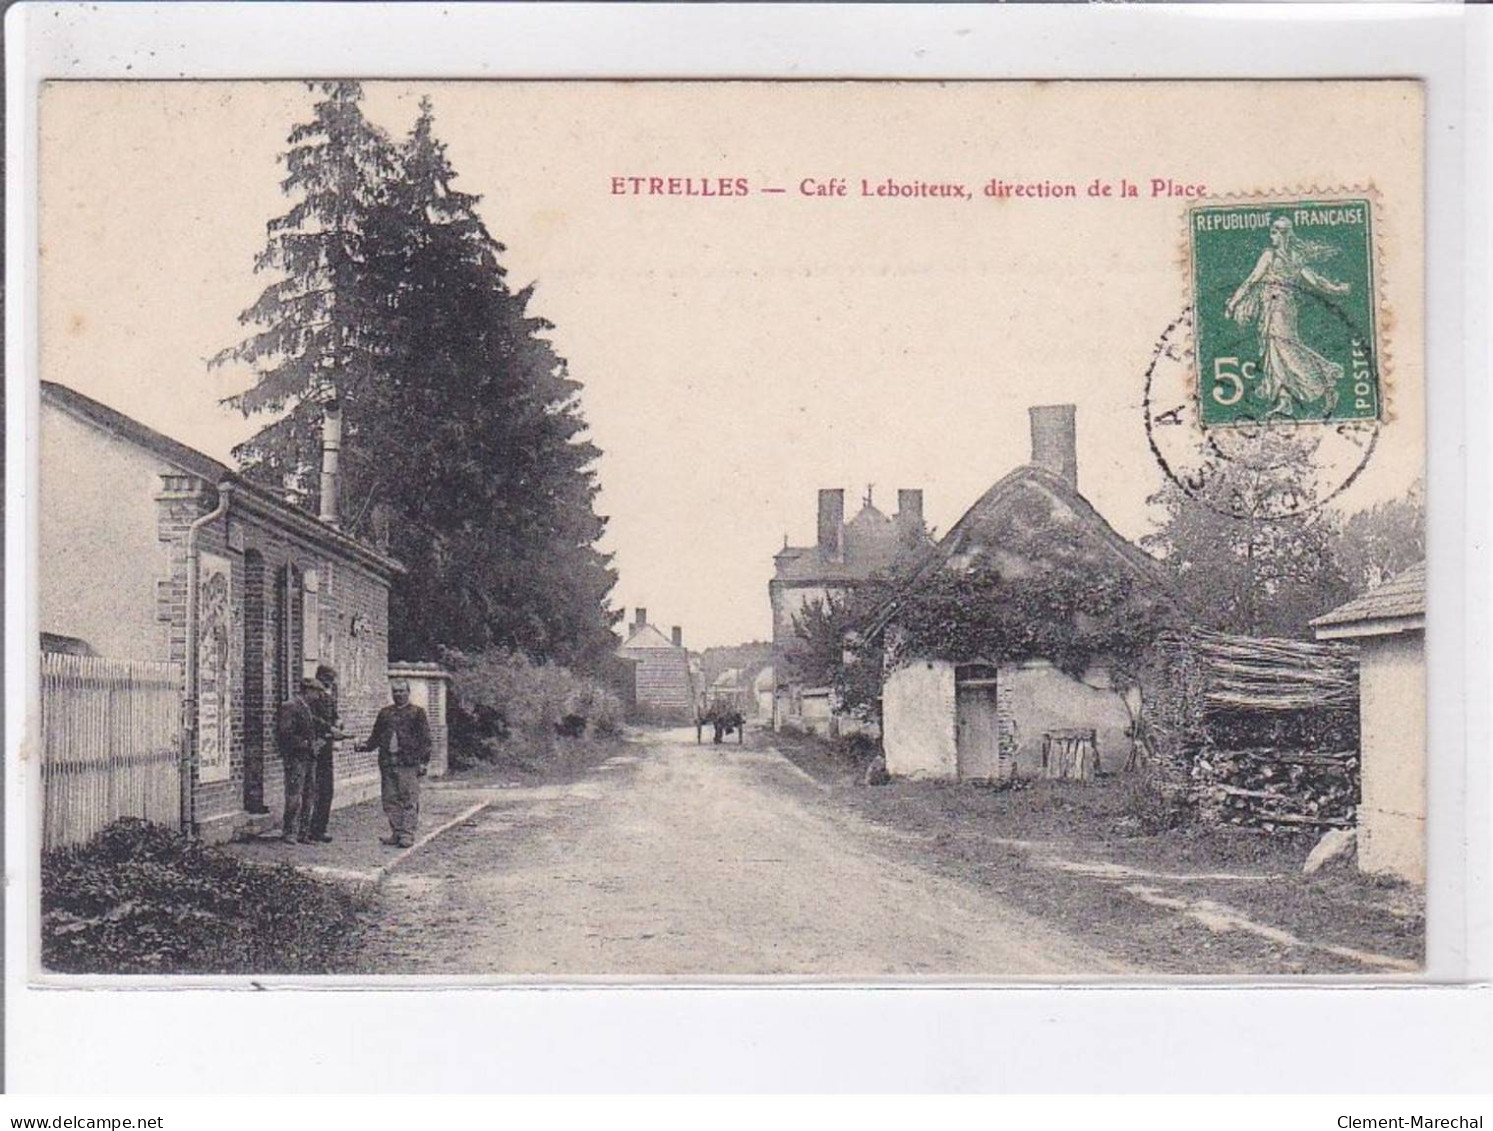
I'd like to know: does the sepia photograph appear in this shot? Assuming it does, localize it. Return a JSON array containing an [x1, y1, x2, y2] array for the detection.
[[32, 78, 1427, 981]]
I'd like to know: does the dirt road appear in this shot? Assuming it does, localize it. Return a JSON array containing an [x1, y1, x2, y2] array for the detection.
[[357, 728, 1127, 977]]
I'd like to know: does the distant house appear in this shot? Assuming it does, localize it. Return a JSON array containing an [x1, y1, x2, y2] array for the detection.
[[40, 381, 409, 844], [695, 641, 774, 718], [616, 608, 696, 722], [770, 485, 929, 733], [1312, 561, 1426, 884], [708, 668, 745, 708], [752, 665, 776, 719], [875, 405, 1168, 782]]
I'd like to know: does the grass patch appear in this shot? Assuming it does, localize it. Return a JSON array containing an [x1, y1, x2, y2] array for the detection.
[[42, 819, 367, 975], [767, 727, 1424, 974]]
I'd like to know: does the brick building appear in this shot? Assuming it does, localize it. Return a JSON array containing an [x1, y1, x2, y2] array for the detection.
[[616, 609, 696, 722], [40, 381, 409, 842]]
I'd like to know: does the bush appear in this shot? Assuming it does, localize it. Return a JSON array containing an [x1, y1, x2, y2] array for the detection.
[[1115, 766, 1192, 834], [41, 819, 363, 974], [442, 648, 625, 762]]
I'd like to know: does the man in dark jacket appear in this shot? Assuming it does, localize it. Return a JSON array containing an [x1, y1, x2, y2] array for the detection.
[[357, 679, 432, 848], [276, 678, 323, 844], [306, 664, 345, 843]]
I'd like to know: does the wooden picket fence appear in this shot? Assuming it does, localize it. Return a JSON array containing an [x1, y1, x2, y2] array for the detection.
[[40, 653, 183, 850]]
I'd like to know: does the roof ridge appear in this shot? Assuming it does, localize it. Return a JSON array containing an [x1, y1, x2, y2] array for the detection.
[[864, 463, 1168, 640], [42, 380, 403, 576]]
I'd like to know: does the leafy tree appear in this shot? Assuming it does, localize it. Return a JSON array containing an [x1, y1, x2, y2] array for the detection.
[[787, 589, 887, 720], [1142, 432, 1351, 638], [217, 86, 620, 670], [787, 529, 933, 722], [1332, 479, 1425, 595]]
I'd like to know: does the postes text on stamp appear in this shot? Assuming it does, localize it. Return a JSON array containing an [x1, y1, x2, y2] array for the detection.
[[1190, 197, 1379, 428]]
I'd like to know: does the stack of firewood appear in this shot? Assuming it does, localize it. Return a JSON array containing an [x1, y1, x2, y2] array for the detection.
[[1192, 746, 1359, 831]]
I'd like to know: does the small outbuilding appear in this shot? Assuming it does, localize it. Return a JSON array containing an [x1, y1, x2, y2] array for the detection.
[[876, 405, 1169, 782], [1311, 561, 1426, 885]]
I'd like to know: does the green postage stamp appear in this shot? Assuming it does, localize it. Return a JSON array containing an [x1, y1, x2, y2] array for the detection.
[[1189, 196, 1380, 427]]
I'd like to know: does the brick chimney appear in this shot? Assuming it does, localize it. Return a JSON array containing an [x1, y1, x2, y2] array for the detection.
[[634, 608, 648, 630], [896, 489, 924, 537], [1029, 405, 1078, 489], [817, 488, 845, 563], [671, 626, 683, 648], [318, 397, 343, 528]]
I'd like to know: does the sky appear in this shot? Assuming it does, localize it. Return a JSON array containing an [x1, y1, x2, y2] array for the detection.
[[38, 81, 1425, 648]]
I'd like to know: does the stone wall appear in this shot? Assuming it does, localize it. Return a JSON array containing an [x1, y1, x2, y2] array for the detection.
[[619, 646, 695, 721]]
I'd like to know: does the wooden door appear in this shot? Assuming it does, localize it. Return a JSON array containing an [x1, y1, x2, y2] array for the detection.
[[956, 683, 1002, 781]]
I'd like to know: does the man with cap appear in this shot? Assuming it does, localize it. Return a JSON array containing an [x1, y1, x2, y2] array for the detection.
[[305, 664, 346, 843], [275, 678, 323, 844], [357, 678, 432, 848]]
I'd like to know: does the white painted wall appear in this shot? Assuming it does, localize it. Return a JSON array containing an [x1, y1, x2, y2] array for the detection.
[[883, 659, 957, 779], [40, 404, 172, 661], [1001, 661, 1134, 776], [1357, 631, 1425, 884]]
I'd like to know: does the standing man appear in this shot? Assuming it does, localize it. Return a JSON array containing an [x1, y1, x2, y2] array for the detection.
[[306, 664, 345, 843], [275, 678, 322, 845], [357, 678, 432, 849]]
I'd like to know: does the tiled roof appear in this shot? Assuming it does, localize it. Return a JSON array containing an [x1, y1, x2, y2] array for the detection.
[[773, 499, 925, 584], [772, 547, 880, 583], [1311, 561, 1426, 628], [618, 623, 679, 651]]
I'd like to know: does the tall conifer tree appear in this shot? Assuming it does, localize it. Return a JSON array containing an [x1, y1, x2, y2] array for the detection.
[[219, 88, 619, 669], [213, 81, 397, 507]]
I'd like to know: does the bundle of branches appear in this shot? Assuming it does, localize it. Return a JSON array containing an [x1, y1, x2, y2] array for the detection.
[[1193, 746, 1359, 832], [1189, 629, 1358, 713]]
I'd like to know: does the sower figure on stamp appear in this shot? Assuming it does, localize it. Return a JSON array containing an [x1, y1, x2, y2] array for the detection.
[[357, 678, 432, 848], [275, 678, 323, 845], [1224, 215, 1352, 420], [306, 664, 348, 844]]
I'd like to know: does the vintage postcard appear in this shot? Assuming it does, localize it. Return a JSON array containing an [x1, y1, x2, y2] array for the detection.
[[32, 79, 1425, 981]]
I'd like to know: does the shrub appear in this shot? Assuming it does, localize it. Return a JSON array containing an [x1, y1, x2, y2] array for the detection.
[[41, 818, 363, 974], [442, 648, 625, 761], [1115, 766, 1192, 834]]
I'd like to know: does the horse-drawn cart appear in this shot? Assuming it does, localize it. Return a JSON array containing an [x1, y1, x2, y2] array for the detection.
[[696, 696, 745, 745]]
